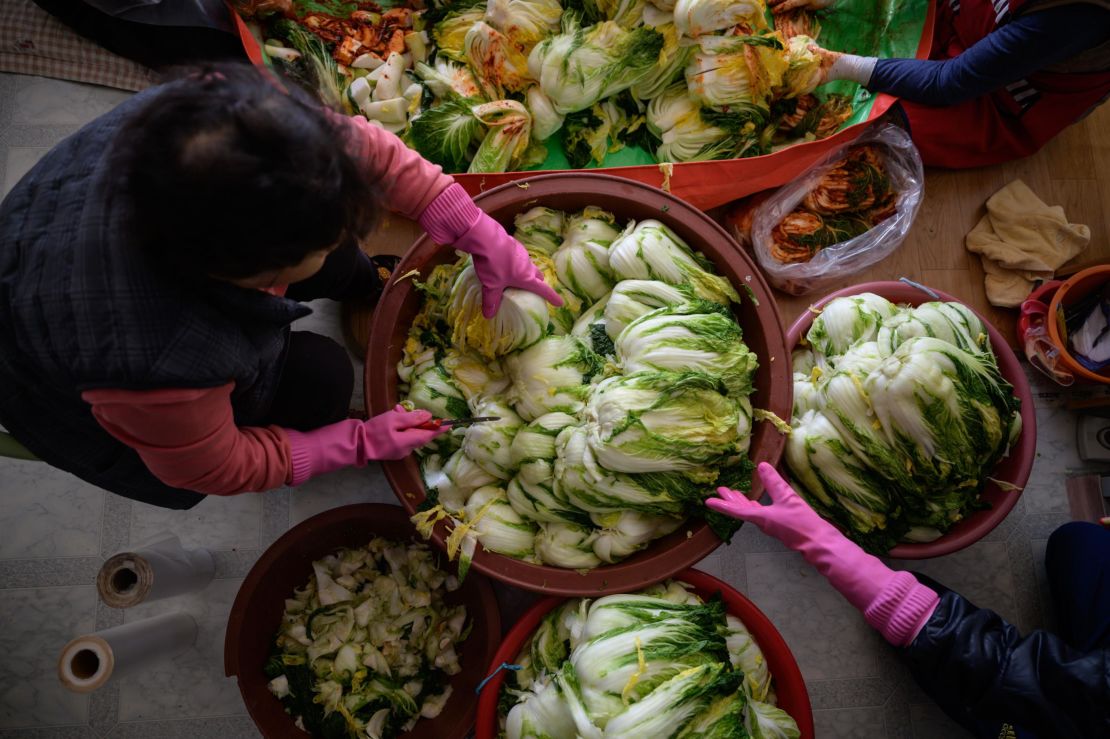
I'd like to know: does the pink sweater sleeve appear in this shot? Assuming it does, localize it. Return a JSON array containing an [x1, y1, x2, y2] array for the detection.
[[331, 111, 454, 219], [82, 383, 293, 495]]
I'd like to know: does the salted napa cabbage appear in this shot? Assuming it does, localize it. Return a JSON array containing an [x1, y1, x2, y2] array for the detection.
[[604, 279, 691, 339], [585, 371, 743, 474], [464, 22, 533, 99], [609, 220, 740, 305], [465, 485, 538, 559], [508, 459, 590, 525], [529, 16, 663, 114], [831, 340, 883, 377], [462, 398, 524, 478], [554, 209, 620, 300], [674, 0, 768, 37], [535, 521, 603, 568], [601, 663, 733, 739], [554, 425, 702, 516], [806, 293, 897, 357], [646, 84, 731, 162], [505, 676, 577, 739], [484, 0, 562, 56], [781, 35, 822, 97], [510, 412, 578, 467], [876, 301, 990, 357], [424, 449, 499, 514], [513, 206, 566, 255], [745, 698, 802, 739], [525, 85, 566, 142], [582, 592, 711, 641], [433, 4, 486, 61], [414, 57, 483, 99], [866, 337, 1019, 493], [506, 336, 604, 421], [723, 614, 772, 701], [676, 692, 748, 739], [406, 363, 468, 419], [631, 23, 694, 101], [442, 348, 511, 401], [448, 261, 549, 357], [615, 302, 757, 395], [686, 34, 786, 109], [469, 99, 534, 174], [591, 510, 683, 563]]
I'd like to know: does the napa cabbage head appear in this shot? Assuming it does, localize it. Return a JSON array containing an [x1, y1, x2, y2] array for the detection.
[[513, 206, 566, 256], [554, 207, 621, 300], [806, 293, 897, 357], [646, 84, 732, 162], [599, 663, 737, 739], [722, 614, 772, 701], [745, 698, 801, 739], [506, 335, 604, 421], [584, 371, 743, 474], [448, 260, 549, 357], [462, 398, 524, 478], [442, 348, 511, 401], [423, 448, 499, 514], [614, 302, 757, 395], [433, 2, 487, 61], [631, 22, 694, 101], [781, 35, 822, 97], [535, 521, 603, 569], [673, 0, 769, 37], [406, 363, 468, 419], [528, 15, 664, 114], [465, 485, 538, 559], [465, 21, 533, 99], [554, 425, 703, 517], [590, 510, 683, 563], [504, 675, 577, 739], [876, 301, 990, 357], [609, 220, 740, 305], [468, 99, 534, 174], [484, 0, 562, 56], [686, 34, 786, 109], [603, 279, 691, 339]]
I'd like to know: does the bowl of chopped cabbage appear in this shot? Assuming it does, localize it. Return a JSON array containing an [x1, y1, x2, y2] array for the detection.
[[786, 282, 1035, 559], [474, 569, 814, 739], [225, 503, 500, 738], [367, 173, 791, 596]]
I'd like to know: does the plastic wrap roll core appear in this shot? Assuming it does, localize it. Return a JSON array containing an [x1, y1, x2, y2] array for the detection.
[[97, 534, 214, 608], [58, 613, 197, 693]]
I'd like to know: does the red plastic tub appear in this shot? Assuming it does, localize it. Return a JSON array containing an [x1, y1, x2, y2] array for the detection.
[[787, 281, 1036, 559], [224, 504, 501, 738], [474, 568, 814, 739], [367, 173, 792, 596]]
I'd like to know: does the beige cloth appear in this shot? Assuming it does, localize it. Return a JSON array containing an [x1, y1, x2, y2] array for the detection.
[[965, 179, 1090, 307]]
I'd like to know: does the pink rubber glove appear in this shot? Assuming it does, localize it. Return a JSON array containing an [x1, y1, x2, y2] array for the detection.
[[286, 406, 445, 485], [707, 463, 939, 646], [419, 183, 563, 318]]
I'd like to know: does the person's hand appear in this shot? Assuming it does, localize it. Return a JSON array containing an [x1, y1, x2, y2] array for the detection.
[[455, 211, 563, 318], [285, 406, 447, 485], [708, 464, 940, 646], [808, 42, 842, 85], [707, 462, 834, 549], [768, 0, 834, 14], [419, 184, 562, 318]]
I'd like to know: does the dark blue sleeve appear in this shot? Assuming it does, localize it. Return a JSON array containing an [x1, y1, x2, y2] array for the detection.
[[868, 4, 1110, 107], [902, 587, 1110, 739]]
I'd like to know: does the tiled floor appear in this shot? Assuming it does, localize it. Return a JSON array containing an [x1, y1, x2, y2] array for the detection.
[[0, 72, 1102, 738]]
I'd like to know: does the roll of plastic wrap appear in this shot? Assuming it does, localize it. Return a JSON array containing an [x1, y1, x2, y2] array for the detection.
[[97, 534, 214, 608], [57, 613, 197, 693]]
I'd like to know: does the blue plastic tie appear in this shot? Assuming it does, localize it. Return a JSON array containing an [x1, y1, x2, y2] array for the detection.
[[898, 277, 940, 299], [475, 662, 523, 695]]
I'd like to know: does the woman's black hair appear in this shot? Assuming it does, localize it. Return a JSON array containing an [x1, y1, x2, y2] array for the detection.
[[112, 62, 378, 280]]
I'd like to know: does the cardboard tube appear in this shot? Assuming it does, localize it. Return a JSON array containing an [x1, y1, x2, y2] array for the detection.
[[97, 534, 214, 608], [58, 613, 197, 693]]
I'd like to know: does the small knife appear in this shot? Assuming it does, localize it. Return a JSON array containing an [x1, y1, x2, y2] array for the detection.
[[417, 416, 501, 430]]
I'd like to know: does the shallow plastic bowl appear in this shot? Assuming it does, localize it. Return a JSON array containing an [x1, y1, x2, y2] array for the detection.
[[787, 281, 1036, 559], [474, 568, 815, 739], [224, 504, 500, 738], [366, 173, 792, 596]]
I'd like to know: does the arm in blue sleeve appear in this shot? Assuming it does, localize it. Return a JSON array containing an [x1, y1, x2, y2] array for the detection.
[[867, 4, 1110, 106], [903, 586, 1110, 738]]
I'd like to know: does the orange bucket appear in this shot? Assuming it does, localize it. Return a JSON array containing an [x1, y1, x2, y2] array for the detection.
[[1047, 264, 1110, 385]]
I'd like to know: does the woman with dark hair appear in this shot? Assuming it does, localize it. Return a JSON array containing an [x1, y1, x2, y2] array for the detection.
[[780, 0, 1110, 166], [0, 64, 560, 510]]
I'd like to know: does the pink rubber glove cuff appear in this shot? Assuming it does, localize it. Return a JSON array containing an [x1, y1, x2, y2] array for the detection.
[[707, 463, 939, 647], [418, 183, 482, 245], [286, 406, 444, 485]]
